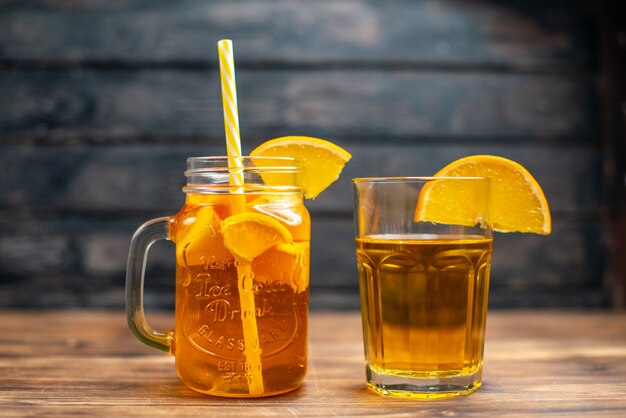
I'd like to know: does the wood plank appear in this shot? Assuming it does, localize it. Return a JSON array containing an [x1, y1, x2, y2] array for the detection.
[[0, 0, 596, 68], [0, 311, 625, 416], [311, 144, 603, 215], [0, 216, 606, 309], [311, 286, 611, 311], [600, 1, 626, 309], [0, 70, 599, 138], [0, 144, 603, 214], [312, 218, 610, 309], [311, 218, 606, 289]]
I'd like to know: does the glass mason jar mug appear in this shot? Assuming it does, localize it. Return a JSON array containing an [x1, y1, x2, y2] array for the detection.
[[126, 156, 311, 397]]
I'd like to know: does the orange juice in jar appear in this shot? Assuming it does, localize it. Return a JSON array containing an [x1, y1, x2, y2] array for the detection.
[[127, 156, 310, 397], [127, 137, 350, 397]]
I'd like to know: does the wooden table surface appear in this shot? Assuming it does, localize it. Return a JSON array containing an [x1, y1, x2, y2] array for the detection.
[[2, 310, 626, 417]]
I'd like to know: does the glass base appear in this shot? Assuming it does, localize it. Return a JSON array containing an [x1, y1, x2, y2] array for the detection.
[[366, 365, 482, 399]]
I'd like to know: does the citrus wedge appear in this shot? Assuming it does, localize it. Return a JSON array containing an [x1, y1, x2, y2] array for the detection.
[[252, 242, 309, 293], [250, 136, 351, 199], [415, 155, 551, 234], [176, 206, 230, 263], [221, 212, 293, 261]]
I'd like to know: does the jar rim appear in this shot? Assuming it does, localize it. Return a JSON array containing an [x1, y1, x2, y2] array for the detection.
[[183, 156, 304, 194], [186, 156, 301, 174]]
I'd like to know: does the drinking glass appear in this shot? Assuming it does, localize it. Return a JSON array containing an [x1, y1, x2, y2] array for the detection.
[[353, 177, 492, 399]]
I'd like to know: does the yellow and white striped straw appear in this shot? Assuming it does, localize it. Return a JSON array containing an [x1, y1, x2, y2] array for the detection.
[[217, 39, 244, 186], [217, 39, 265, 396]]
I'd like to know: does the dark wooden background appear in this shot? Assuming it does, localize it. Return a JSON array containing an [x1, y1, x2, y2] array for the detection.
[[1, 0, 624, 310]]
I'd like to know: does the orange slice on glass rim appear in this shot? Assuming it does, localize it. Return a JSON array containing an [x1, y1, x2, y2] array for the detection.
[[415, 155, 552, 234], [250, 136, 351, 199]]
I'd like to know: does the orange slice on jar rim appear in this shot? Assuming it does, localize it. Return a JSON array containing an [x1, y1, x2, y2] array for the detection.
[[250, 136, 351, 199]]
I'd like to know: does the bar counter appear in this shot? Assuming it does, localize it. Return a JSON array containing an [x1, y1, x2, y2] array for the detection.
[[2, 310, 626, 416]]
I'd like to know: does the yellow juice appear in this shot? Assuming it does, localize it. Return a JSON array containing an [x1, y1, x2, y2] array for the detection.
[[171, 193, 310, 397], [356, 234, 492, 398]]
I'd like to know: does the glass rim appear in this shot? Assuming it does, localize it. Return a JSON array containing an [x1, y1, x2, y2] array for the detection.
[[183, 155, 304, 193], [352, 176, 491, 183]]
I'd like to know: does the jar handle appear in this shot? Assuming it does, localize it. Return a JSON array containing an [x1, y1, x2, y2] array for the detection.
[[125, 217, 174, 353]]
